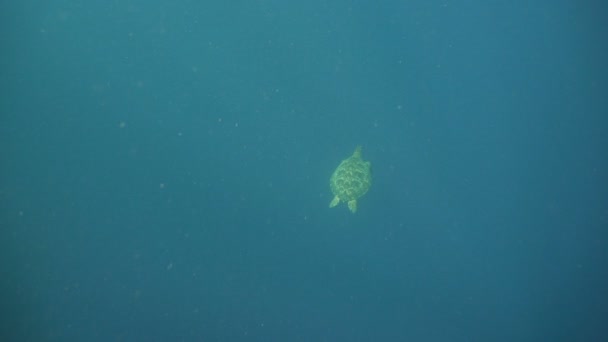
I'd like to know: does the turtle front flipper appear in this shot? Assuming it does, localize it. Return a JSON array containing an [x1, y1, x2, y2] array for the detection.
[[329, 196, 340, 208], [347, 200, 357, 213]]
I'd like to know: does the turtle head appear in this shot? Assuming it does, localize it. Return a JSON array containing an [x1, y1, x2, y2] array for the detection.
[[353, 145, 362, 158]]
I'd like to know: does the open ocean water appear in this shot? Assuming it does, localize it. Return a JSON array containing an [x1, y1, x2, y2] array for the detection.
[[1, 1, 606, 341]]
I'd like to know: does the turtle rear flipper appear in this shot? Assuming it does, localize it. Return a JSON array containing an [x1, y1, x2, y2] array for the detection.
[[347, 200, 357, 213]]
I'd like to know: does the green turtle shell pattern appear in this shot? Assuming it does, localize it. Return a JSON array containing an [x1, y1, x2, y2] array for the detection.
[[329, 146, 372, 213]]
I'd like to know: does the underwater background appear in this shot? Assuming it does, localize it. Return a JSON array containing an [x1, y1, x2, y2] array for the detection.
[[1, 1, 607, 341]]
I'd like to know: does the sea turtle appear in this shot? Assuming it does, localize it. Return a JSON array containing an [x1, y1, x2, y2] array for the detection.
[[329, 146, 372, 213]]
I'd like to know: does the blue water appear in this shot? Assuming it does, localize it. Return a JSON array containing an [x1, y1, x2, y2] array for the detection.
[[1, 1, 607, 341]]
